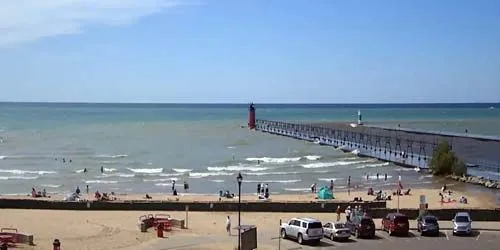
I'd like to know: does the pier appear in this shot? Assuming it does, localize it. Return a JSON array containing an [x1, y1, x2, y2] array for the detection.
[[249, 105, 500, 177]]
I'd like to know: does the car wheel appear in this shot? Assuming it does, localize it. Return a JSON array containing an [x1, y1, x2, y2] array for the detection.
[[297, 233, 304, 245], [280, 229, 287, 239], [330, 234, 335, 241]]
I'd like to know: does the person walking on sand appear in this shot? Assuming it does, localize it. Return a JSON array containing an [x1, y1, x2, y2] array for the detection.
[[226, 216, 231, 235], [335, 206, 341, 221], [345, 206, 352, 221]]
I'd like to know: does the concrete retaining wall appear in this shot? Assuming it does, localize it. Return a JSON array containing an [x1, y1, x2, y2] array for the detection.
[[0, 199, 386, 212]]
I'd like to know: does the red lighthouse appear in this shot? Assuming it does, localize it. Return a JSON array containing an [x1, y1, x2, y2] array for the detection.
[[248, 103, 256, 129]]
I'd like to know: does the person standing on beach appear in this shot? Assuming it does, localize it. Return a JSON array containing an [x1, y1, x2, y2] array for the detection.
[[171, 180, 176, 192], [264, 184, 270, 198], [335, 206, 341, 221], [257, 183, 261, 195], [311, 183, 317, 193], [345, 206, 351, 221], [384, 173, 387, 181], [347, 176, 351, 196], [329, 180, 334, 192], [100, 166, 104, 173], [376, 173, 379, 180], [184, 181, 189, 193], [226, 216, 231, 235]]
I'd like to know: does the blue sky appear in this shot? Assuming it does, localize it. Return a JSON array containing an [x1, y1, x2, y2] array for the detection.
[[0, 0, 499, 103]]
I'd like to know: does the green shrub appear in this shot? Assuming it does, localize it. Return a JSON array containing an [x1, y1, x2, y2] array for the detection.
[[430, 140, 467, 176]]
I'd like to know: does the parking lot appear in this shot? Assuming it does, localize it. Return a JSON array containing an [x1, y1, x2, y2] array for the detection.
[[276, 229, 500, 250]]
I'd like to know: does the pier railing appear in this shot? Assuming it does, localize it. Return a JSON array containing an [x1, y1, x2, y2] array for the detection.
[[255, 119, 430, 169]]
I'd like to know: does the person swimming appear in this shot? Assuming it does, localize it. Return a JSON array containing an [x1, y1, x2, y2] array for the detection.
[[83, 168, 87, 173]]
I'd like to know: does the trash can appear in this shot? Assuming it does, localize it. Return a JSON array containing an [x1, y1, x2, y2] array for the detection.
[[140, 222, 148, 232], [240, 225, 257, 250]]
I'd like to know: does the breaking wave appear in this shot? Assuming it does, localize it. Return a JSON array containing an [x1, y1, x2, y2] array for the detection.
[[301, 160, 373, 169], [207, 166, 268, 172], [127, 168, 163, 174]]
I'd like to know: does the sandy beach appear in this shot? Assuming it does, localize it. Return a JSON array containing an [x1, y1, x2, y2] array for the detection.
[[2, 187, 497, 209]]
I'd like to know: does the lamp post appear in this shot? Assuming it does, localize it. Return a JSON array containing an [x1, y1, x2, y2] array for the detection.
[[237, 172, 243, 250]]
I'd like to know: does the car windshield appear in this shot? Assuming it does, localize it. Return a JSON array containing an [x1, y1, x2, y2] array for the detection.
[[455, 216, 469, 223], [308, 222, 323, 229], [334, 223, 346, 229], [424, 217, 437, 224]]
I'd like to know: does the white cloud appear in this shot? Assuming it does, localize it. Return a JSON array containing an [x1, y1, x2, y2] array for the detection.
[[0, 0, 186, 47]]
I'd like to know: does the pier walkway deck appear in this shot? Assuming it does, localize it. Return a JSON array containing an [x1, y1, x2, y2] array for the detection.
[[254, 119, 500, 177]]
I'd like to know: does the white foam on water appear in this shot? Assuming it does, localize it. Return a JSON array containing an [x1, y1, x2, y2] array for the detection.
[[172, 168, 192, 173], [157, 173, 184, 177], [245, 157, 302, 164], [313, 170, 329, 173], [365, 175, 393, 180], [210, 179, 225, 183], [304, 155, 321, 160], [85, 180, 118, 184], [144, 178, 179, 182], [41, 184, 61, 188], [207, 165, 268, 172], [97, 173, 134, 178], [127, 168, 163, 174], [317, 178, 344, 182], [243, 179, 301, 184], [0, 176, 38, 180], [0, 169, 56, 175], [284, 188, 310, 192], [95, 154, 128, 159], [245, 171, 299, 176], [301, 160, 373, 169], [104, 168, 117, 172], [189, 172, 233, 178], [0, 156, 5, 160], [356, 162, 390, 169]]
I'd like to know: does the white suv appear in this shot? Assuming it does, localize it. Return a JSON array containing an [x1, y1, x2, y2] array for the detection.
[[280, 218, 323, 245]]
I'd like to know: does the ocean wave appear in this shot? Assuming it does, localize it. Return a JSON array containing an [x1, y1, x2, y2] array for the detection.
[[104, 168, 117, 172], [189, 172, 233, 178], [245, 171, 299, 176], [157, 173, 184, 177], [85, 180, 118, 184], [127, 168, 163, 174], [244, 179, 301, 184], [172, 168, 192, 173], [97, 173, 134, 178], [317, 177, 344, 182], [304, 155, 321, 160], [356, 162, 390, 169], [144, 178, 179, 182], [245, 157, 302, 164], [365, 175, 393, 180], [0, 176, 38, 180], [284, 188, 310, 192], [210, 179, 225, 183], [95, 154, 128, 159], [41, 184, 62, 188], [301, 160, 373, 169], [207, 165, 269, 172], [0, 169, 56, 175]]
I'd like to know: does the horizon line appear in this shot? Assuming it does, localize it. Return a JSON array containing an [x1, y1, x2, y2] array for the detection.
[[0, 101, 498, 105]]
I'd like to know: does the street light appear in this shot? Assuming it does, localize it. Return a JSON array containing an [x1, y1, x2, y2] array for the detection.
[[237, 172, 243, 250]]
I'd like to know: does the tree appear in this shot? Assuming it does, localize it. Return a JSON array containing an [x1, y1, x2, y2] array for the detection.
[[430, 140, 467, 176]]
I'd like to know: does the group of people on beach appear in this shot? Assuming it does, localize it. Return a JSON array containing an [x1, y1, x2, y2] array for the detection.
[[256, 183, 270, 199], [170, 180, 190, 196], [364, 172, 388, 181]]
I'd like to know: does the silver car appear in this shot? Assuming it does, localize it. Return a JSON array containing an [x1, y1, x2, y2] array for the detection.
[[323, 222, 351, 241], [452, 212, 472, 236]]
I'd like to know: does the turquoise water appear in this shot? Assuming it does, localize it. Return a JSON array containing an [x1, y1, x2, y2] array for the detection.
[[0, 103, 499, 196]]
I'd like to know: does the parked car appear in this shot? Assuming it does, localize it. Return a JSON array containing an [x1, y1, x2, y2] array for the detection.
[[381, 213, 409, 236], [323, 222, 351, 241], [280, 218, 323, 245], [452, 212, 472, 236], [346, 215, 375, 238], [416, 214, 440, 236]]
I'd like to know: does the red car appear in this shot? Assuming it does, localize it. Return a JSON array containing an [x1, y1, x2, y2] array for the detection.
[[381, 213, 409, 236]]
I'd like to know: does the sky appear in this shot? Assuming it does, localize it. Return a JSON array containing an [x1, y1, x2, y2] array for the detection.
[[0, 0, 499, 104]]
